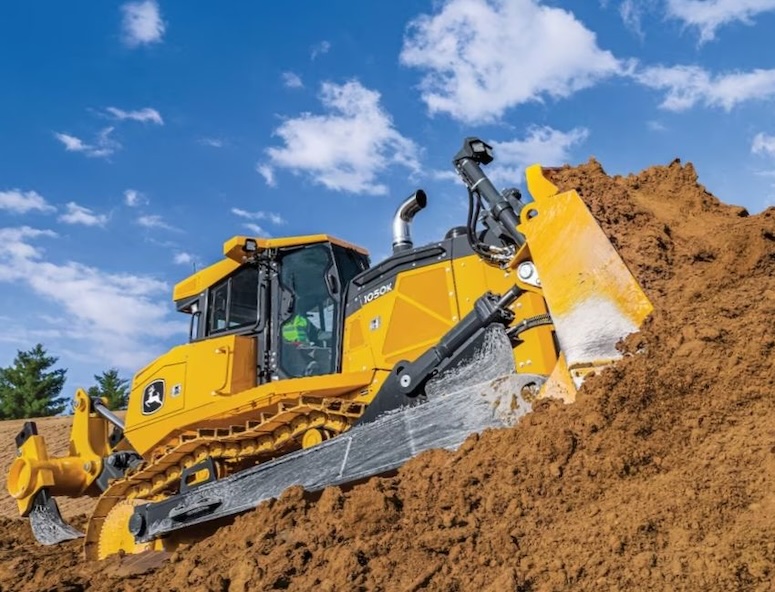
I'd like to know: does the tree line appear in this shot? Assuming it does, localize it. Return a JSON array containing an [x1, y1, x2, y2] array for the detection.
[[0, 344, 130, 419]]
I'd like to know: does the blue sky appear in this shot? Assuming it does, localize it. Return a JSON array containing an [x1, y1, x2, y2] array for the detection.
[[1, 0, 775, 395]]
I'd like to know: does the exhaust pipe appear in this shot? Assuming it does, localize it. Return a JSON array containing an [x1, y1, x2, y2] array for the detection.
[[392, 190, 427, 254]]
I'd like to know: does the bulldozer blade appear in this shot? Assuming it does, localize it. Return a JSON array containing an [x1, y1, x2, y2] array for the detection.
[[519, 181, 653, 391], [131, 326, 544, 543], [29, 489, 84, 545]]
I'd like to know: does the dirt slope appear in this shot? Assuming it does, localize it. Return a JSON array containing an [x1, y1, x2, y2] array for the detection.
[[1, 159, 774, 591]]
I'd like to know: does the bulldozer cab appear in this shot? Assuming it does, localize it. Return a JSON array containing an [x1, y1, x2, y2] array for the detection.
[[177, 235, 369, 382]]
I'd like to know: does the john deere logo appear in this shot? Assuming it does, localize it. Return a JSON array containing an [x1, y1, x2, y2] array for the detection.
[[142, 380, 165, 415]]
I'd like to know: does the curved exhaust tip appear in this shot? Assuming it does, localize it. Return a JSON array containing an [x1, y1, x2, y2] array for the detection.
[[392, 190, 427, 254], [414, 189, 427, 210]]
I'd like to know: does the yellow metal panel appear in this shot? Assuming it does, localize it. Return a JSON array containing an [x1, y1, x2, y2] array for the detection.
[[451, 254, 502, 308], [127, 356, 187, 420], [342, 314, 376, 373], [351, 291, 397, 370], [518, 189, 652, 374], [395, 267, 453, 320], [360, 262, 458, 367], [229, 336, 257, 395], [124, 335, 256, 455], [382, 297, 453, 364], [525, 164, 559, 200], [347, 316, 365, 349], [173, 258, 240, 301]]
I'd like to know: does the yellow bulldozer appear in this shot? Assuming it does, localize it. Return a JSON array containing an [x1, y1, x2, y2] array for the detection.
[[6, 138, 651, 560]]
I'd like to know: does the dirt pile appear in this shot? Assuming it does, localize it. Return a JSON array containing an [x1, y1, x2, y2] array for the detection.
[[1, 159, 774, 591]]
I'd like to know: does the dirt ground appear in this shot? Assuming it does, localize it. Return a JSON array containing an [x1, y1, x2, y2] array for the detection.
[[0, 158, 773, 591]]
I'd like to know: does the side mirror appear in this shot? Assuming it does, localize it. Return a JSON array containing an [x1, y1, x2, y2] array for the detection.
[[189, 310, 201, 342]]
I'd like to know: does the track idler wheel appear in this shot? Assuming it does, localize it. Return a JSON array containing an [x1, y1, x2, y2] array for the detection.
[[93, 500, 169, 560]]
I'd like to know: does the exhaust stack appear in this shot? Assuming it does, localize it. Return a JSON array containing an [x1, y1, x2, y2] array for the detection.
[[392, 190, 427, 254]]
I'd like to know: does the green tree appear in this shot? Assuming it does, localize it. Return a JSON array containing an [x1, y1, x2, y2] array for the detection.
[[88, 368, 130, 410], [0, 344, 67, 419]]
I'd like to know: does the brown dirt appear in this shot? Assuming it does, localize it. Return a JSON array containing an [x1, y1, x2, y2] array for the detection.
[[1, 158, 774, 591]]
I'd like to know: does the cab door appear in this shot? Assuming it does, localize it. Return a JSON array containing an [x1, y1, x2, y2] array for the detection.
[[271, 243, 340, 379]]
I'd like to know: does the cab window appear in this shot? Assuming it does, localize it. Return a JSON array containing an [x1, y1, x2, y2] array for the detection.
[[208, 265, 259, 335]]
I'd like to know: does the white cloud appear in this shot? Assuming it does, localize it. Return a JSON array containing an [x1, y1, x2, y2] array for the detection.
[[666, 0, 775, 42], [256, 164, 276, 187], [105, 106, 164, 125], [647, 120, 668, 132], [54, 127, 120, 158], [230, 208, 286, 225], [0, 324, 64, 348], [124, 189, 148, 207], [620, 0, 646, 37], [0, 226, 181, 369], [121, 0, 165, 47], [752, 133, 775, 157], [59, 202, 108, 227], [137, 214, 176, 231], [0, 189, 56, 214], [602, 0, 658, 37], [400, 0, 621, 123], [53, 132, 86, 152], [282, 72, 304, 89], [265, 80, 419, 195], [173, 252, 195, 266], [430, 170, 461, 183], [0, 227, 57, 261], [311, 40, 331, 60], [199, 137, 225, 148], [635, 65, 775, 111], [487, 126, 589, 185], [243, 223, 269, 237]]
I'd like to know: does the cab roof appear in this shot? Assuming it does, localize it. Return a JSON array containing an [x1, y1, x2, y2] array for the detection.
[[173, 234, 369, 303]]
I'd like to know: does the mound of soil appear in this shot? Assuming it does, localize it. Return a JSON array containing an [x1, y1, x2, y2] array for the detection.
[[1, 159, 773, 591]]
